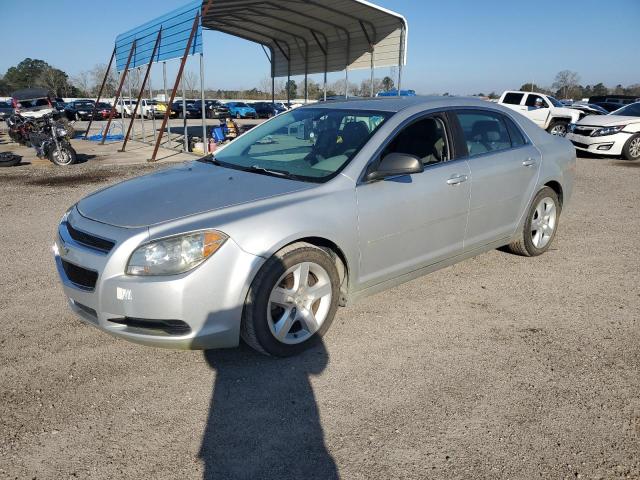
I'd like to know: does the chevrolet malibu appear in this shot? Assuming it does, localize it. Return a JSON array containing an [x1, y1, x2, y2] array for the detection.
[[54, 97, 575, 356]]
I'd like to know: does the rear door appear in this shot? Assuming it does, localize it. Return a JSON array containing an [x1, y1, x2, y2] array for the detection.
[[452, 109, 541, 249], [356, 113, 471, 288]]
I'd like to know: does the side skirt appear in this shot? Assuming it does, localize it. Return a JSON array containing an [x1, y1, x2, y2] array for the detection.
[[346, 238, 510, 305]]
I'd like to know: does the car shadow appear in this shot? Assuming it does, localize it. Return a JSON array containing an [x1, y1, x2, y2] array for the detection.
[[199, 342, 338, 480]]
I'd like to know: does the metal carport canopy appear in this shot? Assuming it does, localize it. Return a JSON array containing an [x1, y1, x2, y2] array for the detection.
[[200, 0, 408, 78]]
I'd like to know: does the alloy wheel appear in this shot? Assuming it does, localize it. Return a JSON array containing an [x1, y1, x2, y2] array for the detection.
[[629, 137, 640, 159], [267, 262, 333, 345], [550, 124, 567, 136], [531, 197, 557, 248]]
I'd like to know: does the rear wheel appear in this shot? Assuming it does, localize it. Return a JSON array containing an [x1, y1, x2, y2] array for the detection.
[[507, 187, 560, 257], [241, 244, 340, 356], [622, 134, 640, 160], [547, 120, 568, 136]]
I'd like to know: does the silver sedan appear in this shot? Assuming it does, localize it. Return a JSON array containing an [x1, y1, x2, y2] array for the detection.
[[54, 97, 575, 356]]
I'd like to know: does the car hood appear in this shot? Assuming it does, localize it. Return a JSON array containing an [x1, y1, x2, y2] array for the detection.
[[577, 115, 640, 127], [77, 161, 315, 228]]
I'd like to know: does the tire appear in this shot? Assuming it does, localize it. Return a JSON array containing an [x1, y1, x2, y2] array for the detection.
[[622, 134, 640, 161], [241, 243, 340, 357], [0, 153, 21, 167], [48, 142, 77, 166], [507, 186, 561, 257], [547, 119, 568, 136]]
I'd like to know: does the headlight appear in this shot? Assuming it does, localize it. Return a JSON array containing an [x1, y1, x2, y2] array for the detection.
[[126, 230, 227, 276], [56, 127, 68, 137], [591, 125, 625, 137]]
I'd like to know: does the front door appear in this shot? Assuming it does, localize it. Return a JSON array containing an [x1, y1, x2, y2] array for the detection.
[[355, 115, 471, 288]]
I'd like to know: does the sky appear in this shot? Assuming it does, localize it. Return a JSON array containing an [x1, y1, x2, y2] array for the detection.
[[1, 0, 639, 95]]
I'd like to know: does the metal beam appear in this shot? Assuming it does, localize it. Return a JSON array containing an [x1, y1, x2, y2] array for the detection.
[[151, 9, 204, 161], [84, 46, 115, 138], [101, 40, 136, 145], [121, 28, 162, 151]]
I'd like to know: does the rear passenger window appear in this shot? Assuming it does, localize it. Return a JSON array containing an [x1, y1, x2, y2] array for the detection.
[[502, 92, 524, 105], [382, 116, 449, 166], [503, 116, 527, 147], [456, 111, 512, 157]]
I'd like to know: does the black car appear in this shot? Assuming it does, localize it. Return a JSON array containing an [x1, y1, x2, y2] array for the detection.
[[171, 100, 201, 119], [64, 100, 97, 121], [250, 102, 286, 118], [0, 101, 14, 121], [592, 102, 625, 113], [193, 99, 230, 119]]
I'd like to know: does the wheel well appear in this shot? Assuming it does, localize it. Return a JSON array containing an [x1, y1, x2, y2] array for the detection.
[[285, 237, 349, 303], [545, 181, 563, 206]]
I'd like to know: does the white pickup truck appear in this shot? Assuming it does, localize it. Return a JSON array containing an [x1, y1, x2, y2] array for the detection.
[[498, 91, 582, 136]]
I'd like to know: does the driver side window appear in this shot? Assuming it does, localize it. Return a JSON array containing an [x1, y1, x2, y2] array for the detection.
[[382, 116, 449, 166]]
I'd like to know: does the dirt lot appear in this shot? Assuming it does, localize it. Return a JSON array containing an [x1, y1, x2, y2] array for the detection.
[[0, 155, 638, 479]]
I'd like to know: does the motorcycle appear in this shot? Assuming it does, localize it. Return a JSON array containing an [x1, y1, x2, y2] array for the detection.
[[28, 113, 77, 166], [6, 114, 35, 146]]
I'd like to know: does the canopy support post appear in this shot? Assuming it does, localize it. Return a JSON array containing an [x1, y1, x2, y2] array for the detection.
[[101, 40, 136, 145], [311, 30, 328, 102], [151, 8, 204, 161], [138, 68, 146, 143], [85, 46, 115, 138], [304, 43, 308, 104], [200, 52, 207, 151], [182, 71, 187, 152], [397, 26, 404, 96], [121, 27, 161, 151], [163, 61, 172, 148]]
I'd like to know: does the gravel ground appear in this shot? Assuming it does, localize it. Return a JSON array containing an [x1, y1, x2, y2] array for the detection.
[[0, 156, 638, 480]]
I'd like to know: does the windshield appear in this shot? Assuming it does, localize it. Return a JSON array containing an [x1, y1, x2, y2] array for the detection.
[[547, 96, 564, 108], [610, 102, 640, 117], [213, 108, 390, 183]]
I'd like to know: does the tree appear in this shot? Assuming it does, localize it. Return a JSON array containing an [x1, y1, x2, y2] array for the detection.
[[520, 83, 542, 92], [285, 79, 297, 99], [4, 58, 50, 89], [381, 76, 395, 92], [181, 70, 198, 97], [552, 70, 580, 99], [90, 63, 118, 97], [591, 83, 608, 96]]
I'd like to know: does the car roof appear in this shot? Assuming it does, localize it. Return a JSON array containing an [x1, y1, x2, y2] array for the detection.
[[304, 95, 495, 113]]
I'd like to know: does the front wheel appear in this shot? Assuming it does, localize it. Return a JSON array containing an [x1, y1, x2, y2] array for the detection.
[[49, 142, 77, 166], [241, 244, 340, 356], [622, 134, 640, 161], [547, 120, 568, 136], [507, 187, 561, 257]]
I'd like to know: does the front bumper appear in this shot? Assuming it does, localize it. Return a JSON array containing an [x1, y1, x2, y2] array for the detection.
[[565, 131, 630, 156], [54, 208, 264, 350]]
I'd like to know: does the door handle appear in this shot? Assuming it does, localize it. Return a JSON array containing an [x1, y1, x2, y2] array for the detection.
[[446, 174, 468, 186], [522, 158, 537, 167]]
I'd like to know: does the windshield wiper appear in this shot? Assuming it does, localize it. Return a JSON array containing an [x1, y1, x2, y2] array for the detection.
[[245, 165, 292, 178], [198, 155, 223, 166]]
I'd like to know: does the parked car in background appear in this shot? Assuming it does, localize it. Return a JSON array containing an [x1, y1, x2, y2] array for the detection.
[[139, 99, 167, 119], [566, 102, 640, 160], [225, 101, 257, 119], [53, 96, 574, 356], [11, 88, 55, 118], [250, 101, 286, 118], [591, 102, 624, 113], [192, 99, 230, 119], [64, 100, 97, 121], [53, 98, 67, 112], [171, 100, 200, 119], [0, 101, 13, 121], [498, 91, 582, 136], [569, 103, 608, 116], [115, 100, 137, 118]]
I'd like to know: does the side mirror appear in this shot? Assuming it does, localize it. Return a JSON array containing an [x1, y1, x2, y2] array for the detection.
[[366, 152, 424, 181]]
